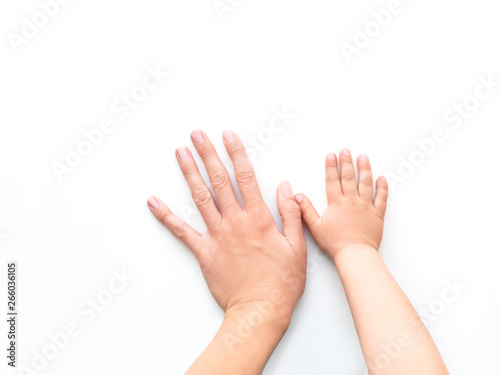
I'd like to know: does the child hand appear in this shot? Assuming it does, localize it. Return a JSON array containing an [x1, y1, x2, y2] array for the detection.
[[148, 130, 306, 323], [294, 149, 389, 259], [296, 150, 448, 375]]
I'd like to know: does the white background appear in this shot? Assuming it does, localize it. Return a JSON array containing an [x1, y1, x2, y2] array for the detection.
[[1, 0, 499, 374]]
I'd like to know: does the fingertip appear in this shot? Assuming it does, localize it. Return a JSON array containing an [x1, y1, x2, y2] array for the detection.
[[358, 154, 369, 164], [325, 153, 342, 202], [339, 148, 358, 197], [190, 129, 205, 145], [147, 196, 160, 210], [223, 129, 235, 144], [293, 193, 319, 227], [175, 147, 191, 163], [374, 176, 389, 215], [377, 176, 388, 188], [147, 197, 203, 252], [280, 181, 294, 199], [339, 148, 352, 163], [295, 192, 312, 209], [326, 153, 337, 163]]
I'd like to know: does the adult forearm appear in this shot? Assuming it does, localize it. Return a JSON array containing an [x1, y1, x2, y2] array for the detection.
[[186, 303, 291, 375]]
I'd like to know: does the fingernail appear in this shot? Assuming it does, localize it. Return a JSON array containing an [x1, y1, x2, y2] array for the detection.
[[327, 153, 336, 161], [359, 154, 368, 162], [295, 194, 303, 203], [223, 130, 235, 144], [343, 149, 351, 156], [191, 130, 204, 145], [381, 176, 387, 183], [282, 181, 293, 198], [176, 147, 190, 162], [147, 197, 159, 210]]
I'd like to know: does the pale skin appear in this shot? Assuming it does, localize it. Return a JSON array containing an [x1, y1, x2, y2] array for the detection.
[[147, 131, 448, 374], [147, 130, 306, 375], [295, 149, 449, 375]]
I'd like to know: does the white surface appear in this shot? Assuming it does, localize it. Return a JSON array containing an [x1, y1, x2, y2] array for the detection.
[[1, 0, 499, 374]]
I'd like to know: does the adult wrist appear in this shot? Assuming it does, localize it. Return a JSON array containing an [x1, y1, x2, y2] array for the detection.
[[224, 302, 292, 336]]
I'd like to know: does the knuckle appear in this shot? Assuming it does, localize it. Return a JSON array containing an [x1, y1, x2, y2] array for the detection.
[[255, 216, 272, 231], [192, 188, 212, 206], [341, 174, 356, 182], [183, 167, 199, 179], [301, 203, 313, 216], [230, 146, 248, 159], [326, 174, 340, 184], [282, 204, 301, 217], [158, 209, 171, 223], [359, 179, 373, 189], [249, 207, 272, 227], [235, 168, 255, 184], [210, 171, 230, 189], [171, 223, 186, 238], [197, 145, 215, 159]]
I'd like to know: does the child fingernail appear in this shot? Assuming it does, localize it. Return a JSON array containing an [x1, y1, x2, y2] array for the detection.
[[327, 153, 336, 161], [359, 155, 368, 161], [343, 149, 351, 156], [295, 194, 303, 203]]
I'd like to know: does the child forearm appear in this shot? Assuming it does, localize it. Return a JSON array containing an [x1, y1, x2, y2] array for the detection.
[[334, 243, 448, 375]]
